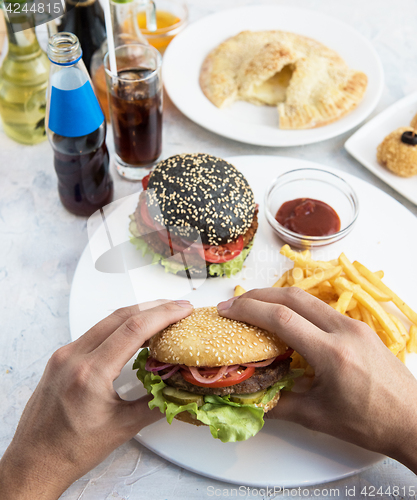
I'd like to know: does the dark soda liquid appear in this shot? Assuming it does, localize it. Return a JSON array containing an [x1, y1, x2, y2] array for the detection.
[[53, 131, 113, 217], [110, 68, 162, 166]]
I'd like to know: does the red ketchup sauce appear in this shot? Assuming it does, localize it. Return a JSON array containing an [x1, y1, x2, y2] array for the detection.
[[276, 198, 341, 237]]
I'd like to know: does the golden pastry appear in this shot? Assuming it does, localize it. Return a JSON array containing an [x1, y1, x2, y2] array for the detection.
[[410, 112, 417, 129], [377, 127, 417, 177], [200, 30, 368, 130]]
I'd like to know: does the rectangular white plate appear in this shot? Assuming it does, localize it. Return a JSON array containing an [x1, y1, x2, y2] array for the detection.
[[345, 91, 417, 205]]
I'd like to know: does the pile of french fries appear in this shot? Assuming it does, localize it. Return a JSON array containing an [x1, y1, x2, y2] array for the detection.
[[234, 244, 417, 372]]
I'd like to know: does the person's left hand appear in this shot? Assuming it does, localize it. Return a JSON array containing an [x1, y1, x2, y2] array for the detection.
[[0, 299, 193, 500]]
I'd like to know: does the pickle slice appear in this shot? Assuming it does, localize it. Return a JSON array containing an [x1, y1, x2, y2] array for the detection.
[[230, 389, 266, 405], [162, 386, 204, 407]]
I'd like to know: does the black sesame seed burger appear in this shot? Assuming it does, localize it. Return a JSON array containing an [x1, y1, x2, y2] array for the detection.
[[129, 153, 258, 278], [133, 307, 299, 442]]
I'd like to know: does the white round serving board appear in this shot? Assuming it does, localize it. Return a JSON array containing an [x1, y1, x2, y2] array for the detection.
[[162, 6, 384, 146], [69, 156, 417, 488]]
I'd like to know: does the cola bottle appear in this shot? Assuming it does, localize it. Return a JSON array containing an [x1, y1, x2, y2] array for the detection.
[[46, 32, 113, 217]]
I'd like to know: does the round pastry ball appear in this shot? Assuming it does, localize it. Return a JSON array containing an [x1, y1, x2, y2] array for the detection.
[[377, 127, 417, 177]]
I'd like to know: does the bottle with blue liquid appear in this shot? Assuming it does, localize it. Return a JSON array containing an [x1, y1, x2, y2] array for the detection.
[[46, 32, 113, 216]]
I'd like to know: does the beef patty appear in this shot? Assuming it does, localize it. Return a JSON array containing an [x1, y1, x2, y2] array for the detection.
[[163, 358, 291, 396]]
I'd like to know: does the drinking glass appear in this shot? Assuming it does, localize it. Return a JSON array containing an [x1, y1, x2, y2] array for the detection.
[[104, 43, 162, 181]]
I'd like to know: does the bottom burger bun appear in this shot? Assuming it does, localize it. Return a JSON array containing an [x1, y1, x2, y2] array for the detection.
[[133, 307, 301, 443]]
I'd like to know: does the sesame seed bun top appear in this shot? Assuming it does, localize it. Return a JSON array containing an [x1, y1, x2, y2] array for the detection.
[[146, 153, 256, 246], [149, 307, 288, 367]]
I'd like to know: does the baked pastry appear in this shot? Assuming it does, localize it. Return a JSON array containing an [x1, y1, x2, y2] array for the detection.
[[200, 30, 368, 129], [377, 127, 417, 177]]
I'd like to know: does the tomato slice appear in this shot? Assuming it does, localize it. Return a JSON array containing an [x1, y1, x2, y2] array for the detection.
[[180, 365, 255, 388], [142, 174, 150, 191], [274, 348, 294, 362], [139, 197, 156, 229], [139, 197, 245, 264], [203, 235, 244, 264]]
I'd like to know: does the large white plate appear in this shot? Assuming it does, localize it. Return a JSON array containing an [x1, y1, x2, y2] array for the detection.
[[345, 90, 417, 205], [162, 6, 384, 147], [69, 156, 417, 488]]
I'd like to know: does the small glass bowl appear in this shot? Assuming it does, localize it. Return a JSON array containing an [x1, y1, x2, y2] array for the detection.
[[140, 0, 189, 55], [264, 168, 359, 248]]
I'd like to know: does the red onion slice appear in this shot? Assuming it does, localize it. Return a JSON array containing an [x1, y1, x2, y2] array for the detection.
[[241, 357, 276, 368], [145, 357, 174, 372], [189, 365, 228, 384], [160, 365, 180, 380]]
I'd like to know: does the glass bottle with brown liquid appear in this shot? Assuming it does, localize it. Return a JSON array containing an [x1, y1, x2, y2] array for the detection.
[[46, 33, 113, 217], [58, 0, 106, 75]]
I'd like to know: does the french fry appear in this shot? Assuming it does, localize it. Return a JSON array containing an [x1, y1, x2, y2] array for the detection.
[[346, 297, 358, 312], [397, 347, 406, 364], [234, 285, 246, 297], [280, 244, 334, 270], [292, 267, 304, 284], [272, 269, 291, 288], [353, 261, 417, 326], [328, 259, 339, 266], [306, 286, 320, 297], [349, 306, 362, 321], [334, 277, 405, 347], [376, 328, 393, 348], [407, 325, 417, 353], [358, 304, 376, 331], [334, 291, 354, 315], [301, 249, 311, 259], [339, 253, 390, 301], [293, 266, 342, 291], [389, 314, 410, 341], [374, 270, 384, 279], [290, 351, 302, 369], [318, 282, 338, 302]]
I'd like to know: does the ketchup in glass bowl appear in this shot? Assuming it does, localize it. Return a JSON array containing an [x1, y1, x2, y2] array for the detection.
[[264, 168, 359, 248]]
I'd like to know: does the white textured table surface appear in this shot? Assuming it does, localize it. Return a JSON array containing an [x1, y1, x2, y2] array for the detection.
[[1, 0, 417, 498]]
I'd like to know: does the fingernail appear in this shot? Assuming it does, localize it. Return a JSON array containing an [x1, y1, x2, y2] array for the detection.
[[217, 297, 238, 311], [174, 300, 193, 308]]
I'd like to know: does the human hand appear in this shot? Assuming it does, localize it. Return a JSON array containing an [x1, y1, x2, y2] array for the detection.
[[0, 300, 193, 499], [217, 288, 417, 473]]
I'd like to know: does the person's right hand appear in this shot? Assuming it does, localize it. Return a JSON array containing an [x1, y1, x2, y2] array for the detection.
[[217, 288, 417, 474]]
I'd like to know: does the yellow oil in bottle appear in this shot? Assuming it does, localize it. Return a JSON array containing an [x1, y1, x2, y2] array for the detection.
[[0, 19, 49, 144]]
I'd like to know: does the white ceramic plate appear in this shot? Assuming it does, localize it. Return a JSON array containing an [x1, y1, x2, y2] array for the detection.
[[162, 6, 384, 147], [69, 156, 417, 488], [345, 90, 417, 205]]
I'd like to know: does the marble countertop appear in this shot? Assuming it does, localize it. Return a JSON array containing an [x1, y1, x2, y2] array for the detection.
[[1, 0, 417, 498]]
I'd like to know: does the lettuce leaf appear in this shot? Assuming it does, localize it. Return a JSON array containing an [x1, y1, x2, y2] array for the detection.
[[133, 349, 299, 443], [208, 239, 254, 278]]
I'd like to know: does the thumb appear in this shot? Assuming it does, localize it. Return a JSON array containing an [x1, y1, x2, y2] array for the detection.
[[265, 391, 312, 426], [123, 395, 164, 436]]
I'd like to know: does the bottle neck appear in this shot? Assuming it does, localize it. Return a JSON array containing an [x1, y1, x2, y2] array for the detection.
[[4, 16, 41, 59]]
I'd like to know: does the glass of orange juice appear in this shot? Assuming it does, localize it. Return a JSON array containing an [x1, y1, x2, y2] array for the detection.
[[136, 0, 188, 54]]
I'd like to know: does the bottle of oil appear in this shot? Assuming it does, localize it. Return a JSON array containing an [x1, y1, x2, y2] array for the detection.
[[0, 9, 50, 144]]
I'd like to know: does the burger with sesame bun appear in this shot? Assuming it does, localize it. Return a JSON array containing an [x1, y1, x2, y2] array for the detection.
[[129, 153, 258, 278], [133, 307, 301, 442]]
